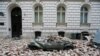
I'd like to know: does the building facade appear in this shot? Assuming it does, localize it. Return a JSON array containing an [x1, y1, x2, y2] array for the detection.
[[0, 0, 100, 39]]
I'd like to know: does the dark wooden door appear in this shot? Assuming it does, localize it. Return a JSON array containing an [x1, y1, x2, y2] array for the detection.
[[11, 7, 22, 37]]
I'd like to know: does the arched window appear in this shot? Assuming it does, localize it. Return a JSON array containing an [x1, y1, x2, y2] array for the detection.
[[35, 5, 43, 23], [57, 6, 65, 23], [80, 6, 88, 24]]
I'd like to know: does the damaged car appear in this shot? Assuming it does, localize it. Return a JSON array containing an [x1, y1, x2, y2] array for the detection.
[[28, 36, 75, 50]]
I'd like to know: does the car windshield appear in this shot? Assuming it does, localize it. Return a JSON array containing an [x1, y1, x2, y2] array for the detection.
[[35, 36, 72, 43]]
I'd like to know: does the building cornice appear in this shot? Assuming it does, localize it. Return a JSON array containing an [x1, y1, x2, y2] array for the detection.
[[65, 0, 84, 2], [0, 0, 100, 2], [16, 0, 35, 1], [0, 0, 11, 2], [90, 0, 100, 2]]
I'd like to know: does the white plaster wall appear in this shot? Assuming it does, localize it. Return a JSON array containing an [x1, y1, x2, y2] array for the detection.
[[19, 2, 34, 37], [66, 2, 81, 28], [90, 2, 100, 29], [0, 1, 100, 37], [0, 2, 9, 37]]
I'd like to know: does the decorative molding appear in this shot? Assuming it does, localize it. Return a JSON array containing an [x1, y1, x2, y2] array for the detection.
[[0, 0, 11, 2], [65, 0, 84, 2], [0, 0, 100, 2], [80, 23, 91, 27], [36, 0, 40, 3], [85, 0, 89, 3], [32, 23, 43, 26], [90, 0, 100, 2], [11, 0, 16, 3], [40, 0, 60, 2], [60, 0, 64, 3], [16, 0, 36, 2], [56, 23, 67, 26]]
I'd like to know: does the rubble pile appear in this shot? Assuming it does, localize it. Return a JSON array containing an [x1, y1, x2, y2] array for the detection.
[[36, 36, 72, 43], [47, 36, 72, 42], [0, 37, 99, 56]]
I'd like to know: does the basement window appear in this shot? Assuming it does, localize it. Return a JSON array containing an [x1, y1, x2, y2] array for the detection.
[[58, 31, 65, 37], [0, 12, 4, 16], [0, 22, 4, 26]]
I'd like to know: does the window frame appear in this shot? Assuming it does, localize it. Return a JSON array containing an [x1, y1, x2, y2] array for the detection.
[[35, 5, 43, 23], [80, 6, 88, 24], [57, 6, 65, 23]]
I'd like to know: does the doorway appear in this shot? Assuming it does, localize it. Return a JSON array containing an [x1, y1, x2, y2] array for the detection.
[[11, 7, 22, 37]]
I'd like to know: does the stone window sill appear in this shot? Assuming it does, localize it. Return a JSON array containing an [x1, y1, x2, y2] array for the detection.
[[32, 23, 43, 26], [56, 23, 67, 26], [80, 23, 90, 27]]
